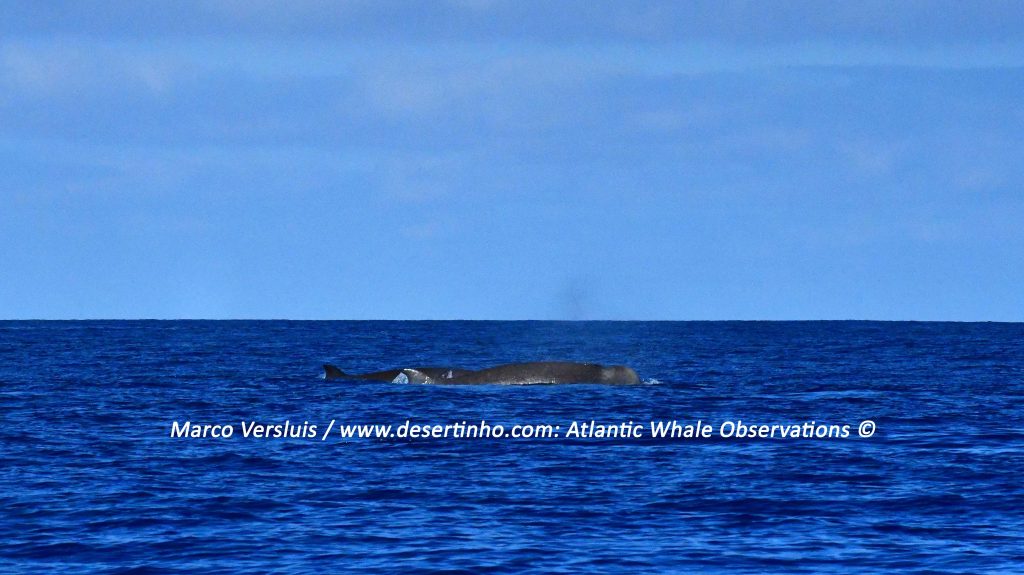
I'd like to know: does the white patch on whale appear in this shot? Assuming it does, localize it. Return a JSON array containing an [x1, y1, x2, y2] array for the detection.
[[401, 369, 434, 384]]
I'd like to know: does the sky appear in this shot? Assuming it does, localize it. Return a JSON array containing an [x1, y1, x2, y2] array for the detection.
[[1, 1, 1022, 320]]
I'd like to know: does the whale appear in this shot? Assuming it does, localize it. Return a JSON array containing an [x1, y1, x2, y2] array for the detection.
[[324, 362, 640, 385]]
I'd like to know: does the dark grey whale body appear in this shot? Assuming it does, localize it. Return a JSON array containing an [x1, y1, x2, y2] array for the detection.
[[324, 361, 640, 385]]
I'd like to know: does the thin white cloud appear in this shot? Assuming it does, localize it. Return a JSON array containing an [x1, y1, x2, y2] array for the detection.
[[0, 41, 196, 97]]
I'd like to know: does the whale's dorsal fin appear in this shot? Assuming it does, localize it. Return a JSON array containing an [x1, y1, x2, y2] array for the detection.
[[401, 369, 434, 384], [323, 364, 347, 380]]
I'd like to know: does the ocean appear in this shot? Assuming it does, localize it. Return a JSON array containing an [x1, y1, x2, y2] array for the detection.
[[1, 320, 1022, 573]]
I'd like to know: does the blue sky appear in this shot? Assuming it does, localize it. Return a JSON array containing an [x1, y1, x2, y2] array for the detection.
[[1, 1, 1022, 320]]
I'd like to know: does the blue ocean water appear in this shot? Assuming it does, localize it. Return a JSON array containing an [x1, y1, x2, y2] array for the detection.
[[1, 320, 1022, 574]]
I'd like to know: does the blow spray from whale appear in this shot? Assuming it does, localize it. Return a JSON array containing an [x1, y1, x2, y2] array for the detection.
[[323, 361, 640, 385]]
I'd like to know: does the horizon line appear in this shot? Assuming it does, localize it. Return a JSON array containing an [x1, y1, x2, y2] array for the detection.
[[0, 318, 1019, 323]]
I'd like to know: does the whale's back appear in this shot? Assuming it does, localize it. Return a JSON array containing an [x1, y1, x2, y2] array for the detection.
[[446, 361, 638, 385]]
